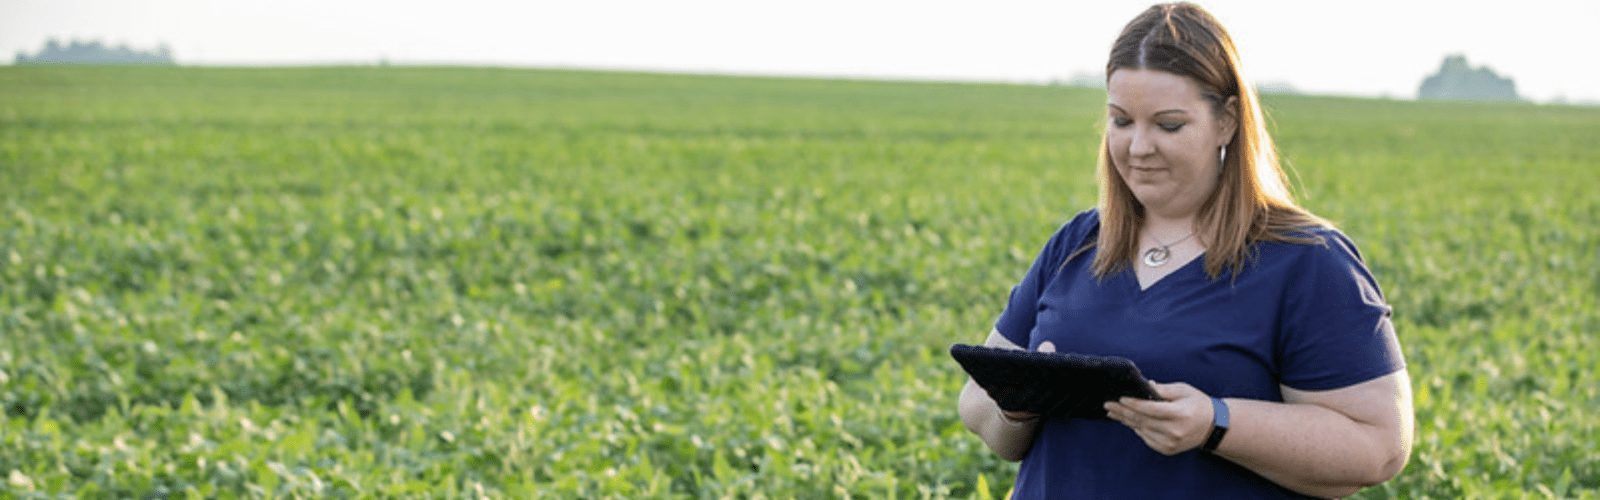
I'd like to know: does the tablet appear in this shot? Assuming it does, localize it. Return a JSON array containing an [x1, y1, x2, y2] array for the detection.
[[951, 343, 1161, 420]]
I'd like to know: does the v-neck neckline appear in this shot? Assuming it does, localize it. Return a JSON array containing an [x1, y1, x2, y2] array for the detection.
[[1130, 252, 1206, 294]]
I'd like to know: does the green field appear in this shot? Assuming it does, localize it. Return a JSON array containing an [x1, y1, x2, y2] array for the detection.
[[1, 66, 1596, 497]]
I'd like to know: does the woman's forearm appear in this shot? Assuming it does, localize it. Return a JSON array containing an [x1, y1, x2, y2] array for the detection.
[[957, 329, 1040, 461], [1214, 398, 1409, 498], [1106, 374, 1413, 497], [958, 378, 1039, 461]]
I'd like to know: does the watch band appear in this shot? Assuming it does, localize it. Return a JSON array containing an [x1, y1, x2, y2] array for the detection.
[[1203, 396, 1230, 452]]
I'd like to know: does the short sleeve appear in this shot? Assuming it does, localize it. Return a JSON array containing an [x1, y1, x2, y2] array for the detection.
[[993, 210, 1099, 347], [1277, 230, 1407, 391]]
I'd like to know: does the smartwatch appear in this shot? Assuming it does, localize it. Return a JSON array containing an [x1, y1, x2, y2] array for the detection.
[[1202, 396, 1230, 453]]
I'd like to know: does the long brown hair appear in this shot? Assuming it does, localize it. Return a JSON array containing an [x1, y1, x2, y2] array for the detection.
[[1090, 2, 1327, 280]]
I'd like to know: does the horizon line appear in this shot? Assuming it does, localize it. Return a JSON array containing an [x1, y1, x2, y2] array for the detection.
[[7, 59, 1595, 106]]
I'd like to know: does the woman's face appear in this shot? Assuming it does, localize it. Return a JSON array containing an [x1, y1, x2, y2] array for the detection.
[[1105, 68, 1237, 218]]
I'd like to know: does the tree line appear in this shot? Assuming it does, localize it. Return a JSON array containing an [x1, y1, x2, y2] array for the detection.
[[14, 39, 175, 65], [1418, 54, 1519, 102]]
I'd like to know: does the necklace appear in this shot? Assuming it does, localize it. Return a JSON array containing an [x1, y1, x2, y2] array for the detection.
[[1141, 231, 1195, 267]]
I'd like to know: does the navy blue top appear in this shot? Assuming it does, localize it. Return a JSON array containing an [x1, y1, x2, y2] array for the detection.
[[994, 209, 1405, 499]]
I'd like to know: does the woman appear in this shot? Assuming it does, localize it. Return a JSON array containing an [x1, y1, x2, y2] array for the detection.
[[956, 3, 1413, 498]]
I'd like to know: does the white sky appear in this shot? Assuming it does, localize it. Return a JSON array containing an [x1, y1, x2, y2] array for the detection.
[[3, 0, 1597, 102]]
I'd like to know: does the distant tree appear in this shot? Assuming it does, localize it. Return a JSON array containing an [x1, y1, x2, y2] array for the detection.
[[1417, 54, 1519, 101], [1066, 71, 1106, 89], [14, 38, 176, 65], [1255, 81, 1299, 95]]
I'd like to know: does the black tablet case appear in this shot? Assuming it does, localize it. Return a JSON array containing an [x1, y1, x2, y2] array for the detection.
[[951, 343, 1161, 420]]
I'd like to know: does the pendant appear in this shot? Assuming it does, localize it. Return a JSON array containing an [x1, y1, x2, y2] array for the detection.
[[1142, 246, 1171, 267]]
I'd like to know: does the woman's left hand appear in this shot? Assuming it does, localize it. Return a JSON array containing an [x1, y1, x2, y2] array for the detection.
[[1104, 382, 1215, 456]]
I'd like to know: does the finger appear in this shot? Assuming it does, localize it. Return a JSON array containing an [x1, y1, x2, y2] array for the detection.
[[1130, 425, 1185, 456], [1128, 424, 1153, 443], [1117, 397, 1183, 420], [1104, 401, 1135, 424], [1151, 382, 1197, 401], [1037, 341, 1057, 353], [1105, 412, 1125, 426], [1105, 409, 1127, 426], [1120, 383, 1199, 416]]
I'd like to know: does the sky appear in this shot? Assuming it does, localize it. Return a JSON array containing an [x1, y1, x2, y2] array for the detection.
[[3, 0, 1598, 103]]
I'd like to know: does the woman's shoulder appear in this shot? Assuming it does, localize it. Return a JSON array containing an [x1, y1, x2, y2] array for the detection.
[[1268, 224, 1364, 258], [1258, 224, 1378, 282], [1046, 207, 1101, 249], [1065, 207, 1101, 234], [1026, 208, 1100, 271]]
